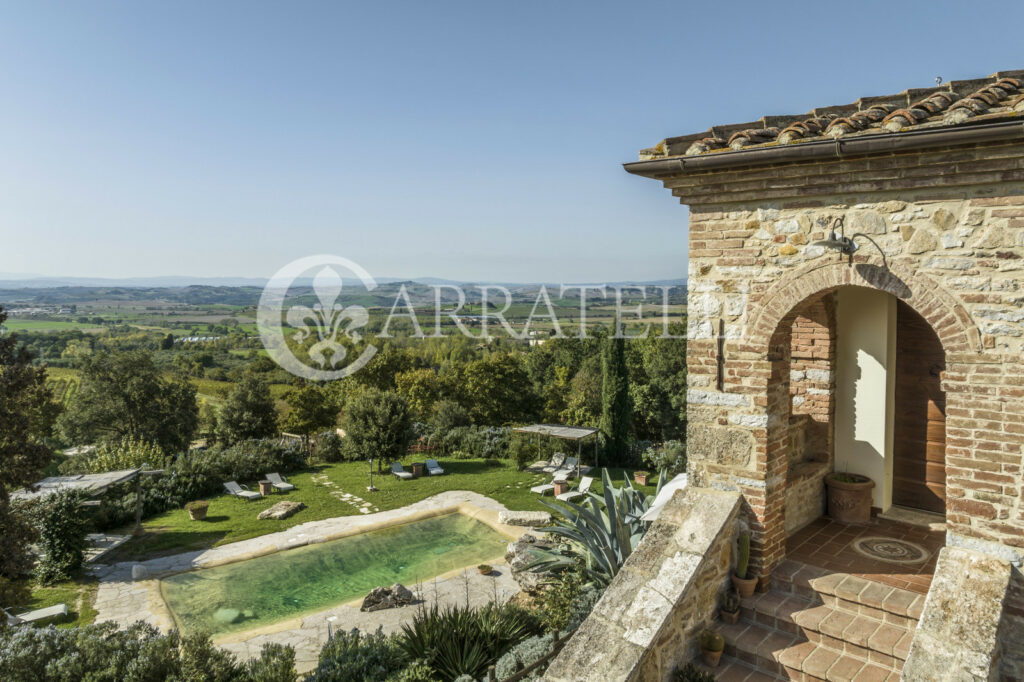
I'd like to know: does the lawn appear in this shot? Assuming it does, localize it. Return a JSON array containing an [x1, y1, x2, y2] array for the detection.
[[17, 577, 99, 629], [108, 458, 655, 561]]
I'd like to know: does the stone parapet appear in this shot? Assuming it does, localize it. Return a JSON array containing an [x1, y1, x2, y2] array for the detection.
[[542, 487, 741, 682], [903, 546, 1011, 681]]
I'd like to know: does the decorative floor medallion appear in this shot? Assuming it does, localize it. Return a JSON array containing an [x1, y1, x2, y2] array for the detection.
[[851, 537, 930, 564]]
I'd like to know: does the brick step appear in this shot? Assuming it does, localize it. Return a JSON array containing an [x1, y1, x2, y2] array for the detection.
[[738, 590, 914, 664], [714, 618, 901, 681], [772, 559, 926, 628]]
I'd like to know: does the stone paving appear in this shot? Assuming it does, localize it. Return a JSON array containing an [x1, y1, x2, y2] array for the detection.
[[310, 472, 379, 514], [90, 491, 526, 674]]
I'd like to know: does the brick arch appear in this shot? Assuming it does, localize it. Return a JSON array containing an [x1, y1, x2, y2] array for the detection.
[[734, 257, 981, 575], [747, 258, 982, 356]]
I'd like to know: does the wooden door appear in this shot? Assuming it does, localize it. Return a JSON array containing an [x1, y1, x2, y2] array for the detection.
[[892, 301, 946, 513]]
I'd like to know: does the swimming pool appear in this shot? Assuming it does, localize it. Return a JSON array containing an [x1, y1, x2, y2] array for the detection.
[[160, 512, 509, 636]]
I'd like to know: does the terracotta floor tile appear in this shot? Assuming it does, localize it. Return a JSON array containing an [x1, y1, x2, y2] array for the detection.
[[778, 640, 817, 669]]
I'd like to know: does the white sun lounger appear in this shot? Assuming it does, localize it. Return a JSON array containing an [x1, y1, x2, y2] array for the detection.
[[551, 457, 579, 480], [2, 603, 68, 626], [391, 462, 413, 480], [223, 481, 262, 500], [265, 472, 295, 492], [556, 476, 594, 502], [541, 452, 567, 474], [530, 482, 554, 495], [424, 459, 444, 475]]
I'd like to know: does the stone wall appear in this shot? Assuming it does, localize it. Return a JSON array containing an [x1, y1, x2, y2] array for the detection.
[[672, 140, 1024, 580], [542, 487, 741, 682], [903, 546, 1011, 681]]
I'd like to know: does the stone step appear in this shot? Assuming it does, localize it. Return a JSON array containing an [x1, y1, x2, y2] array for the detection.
[[738, 590, 915, 664], [714, 618, 901, 681], [772, 559, 926, 628]]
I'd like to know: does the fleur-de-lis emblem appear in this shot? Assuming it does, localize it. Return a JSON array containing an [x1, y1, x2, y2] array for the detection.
[[286, 267, 369, 368]]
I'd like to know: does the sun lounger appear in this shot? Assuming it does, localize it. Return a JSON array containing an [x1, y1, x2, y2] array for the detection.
[[556, 475, 594, 502], [2, 603, 68, 626], [265, 472, 295, 492], [541, 452, 567, 474], [530, 482, 554, 495], [552, 457, 579, 480], [424, 459, 444, 475], [223, 481, 262, 500], [391, 462, 413, 480]]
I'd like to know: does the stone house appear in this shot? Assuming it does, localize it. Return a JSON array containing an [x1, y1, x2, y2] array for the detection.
[[546, 71, 1024, 680]]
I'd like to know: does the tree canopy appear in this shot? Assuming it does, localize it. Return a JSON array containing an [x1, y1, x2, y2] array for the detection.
[[0, 306, 59, 603], [57, 350, 199, 454], [340, 388, 414, 471], [216, 374, 279, 445]]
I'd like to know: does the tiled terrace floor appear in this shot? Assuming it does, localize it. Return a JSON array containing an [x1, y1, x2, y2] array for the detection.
[[785, 515, 945, 595]]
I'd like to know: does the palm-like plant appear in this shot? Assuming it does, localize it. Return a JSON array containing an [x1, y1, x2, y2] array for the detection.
[[529, 469, 666, 586]]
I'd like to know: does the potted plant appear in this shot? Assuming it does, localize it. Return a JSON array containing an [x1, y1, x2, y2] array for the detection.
[[719, 590, 740, 624], [699, 629, 725, 667], [477, 564, 493, 575], [553, 479, 570, 496], [633, 470, 650, 486], [185, 500, 209, 521], [730, 531, 757, 598], [825, 472, 875, 524]]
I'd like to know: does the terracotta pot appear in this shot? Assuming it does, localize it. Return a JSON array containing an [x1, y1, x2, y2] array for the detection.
[[187, 506, 208, 521], [478, 565, 493, 575], [411, 462, 425, 478], [825, 473, 875, 524], [731, 573, 757, 598], [700, 648, 723, 667], [258, 480, 273, 495], [633, 472, 650, 486], [553, 479, 570, 496], [720, 609, 739, 625]]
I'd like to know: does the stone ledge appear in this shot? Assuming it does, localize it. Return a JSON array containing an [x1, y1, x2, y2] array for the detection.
[[903, 546, 1011, 681], [542, 487, 741, 681], [498, 510, 552, 527]]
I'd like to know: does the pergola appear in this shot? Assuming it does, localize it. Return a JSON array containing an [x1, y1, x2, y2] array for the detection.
[[12, 467, 164, 534], [512, 423, 600, 476]]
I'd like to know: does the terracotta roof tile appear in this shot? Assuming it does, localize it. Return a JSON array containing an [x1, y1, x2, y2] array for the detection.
[[642, 70, 1024, 161]]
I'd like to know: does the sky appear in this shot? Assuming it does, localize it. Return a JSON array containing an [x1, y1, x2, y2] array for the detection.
[[1, 1, 1023, 283]]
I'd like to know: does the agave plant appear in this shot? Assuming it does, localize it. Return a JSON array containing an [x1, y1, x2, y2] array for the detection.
[[529, 469, 666, 586]]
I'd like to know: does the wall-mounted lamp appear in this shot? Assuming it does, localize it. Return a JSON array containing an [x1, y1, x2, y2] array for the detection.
[[813, 216, 886, 266]]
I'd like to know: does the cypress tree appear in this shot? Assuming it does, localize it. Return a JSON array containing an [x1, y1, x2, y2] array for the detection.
[[600, 334, 631, 463]]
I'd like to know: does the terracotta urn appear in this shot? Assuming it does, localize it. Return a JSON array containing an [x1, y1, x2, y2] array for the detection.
[[825, 472, 875, 524], [411, 462, 425, 478], [700, 647, 723, 667], [553, 479, 570, 496], [633, 471, 650, 486]]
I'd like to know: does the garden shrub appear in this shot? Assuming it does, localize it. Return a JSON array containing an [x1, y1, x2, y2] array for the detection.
[[400, 603, 542, 681], [674, 662, 716, 681], [451, 676, 476, 682], [493, 632, 555, 681], [535, 569, 584, 632], [30, 489, 90, 584], [386, 659, 440, 682], [308, 627, 407, 682], [59, 436, 167, 475], [428, 426, 510, 460], [0, 620, 296, 681], [565, 584, 605, 632], [311, 431, 343, 463], [641, 440, 686, 477]]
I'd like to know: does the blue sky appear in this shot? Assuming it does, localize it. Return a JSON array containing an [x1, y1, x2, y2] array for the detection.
[[1, 1, 1022, 283]]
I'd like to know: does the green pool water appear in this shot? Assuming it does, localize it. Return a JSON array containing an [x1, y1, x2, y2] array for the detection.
[[160, 512, 508, 636]]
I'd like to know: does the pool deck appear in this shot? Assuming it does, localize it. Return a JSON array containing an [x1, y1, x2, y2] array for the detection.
[[90, 490, 531, 673]]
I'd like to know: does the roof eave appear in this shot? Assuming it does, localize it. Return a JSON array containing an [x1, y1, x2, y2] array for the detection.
[[623, 119, 1024, 179]]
